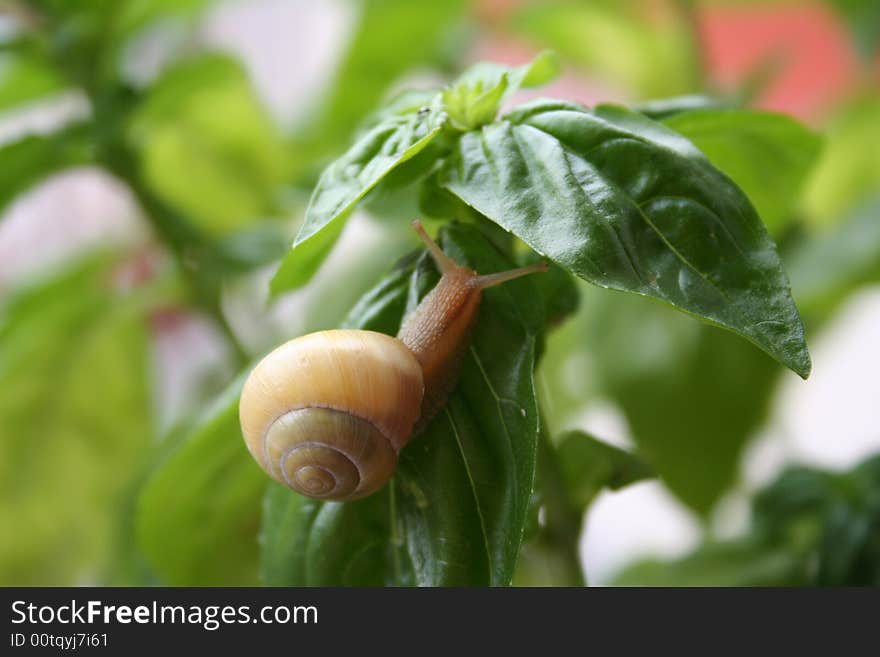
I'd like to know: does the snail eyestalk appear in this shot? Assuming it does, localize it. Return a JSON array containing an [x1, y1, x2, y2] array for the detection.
[[411, 219, 459, 274], [476, 261, 548, 289]]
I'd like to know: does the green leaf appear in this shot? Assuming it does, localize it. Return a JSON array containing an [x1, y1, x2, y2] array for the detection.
[[513, 425, 649, 587], [0, 256, 151, 585], [556, 430, 653, 512], [801, 95, 880, 224], [214, 222, 291, 273], [614, 540, 805, 586], [512, 428, 586, 587], [581, 286, 780, 514], [24, 1, 118, 85], [360, 134, 455, 221], [259, 483, 314, 586], [261, 223, 545, 585], [0, 53, 67, 113], [508, 0, 698, 98], [270, 101, 448, 295], [128, 54, 288, 236], [617, 454, 880, 586], [26, 0, 220, 88], [440, 99, 811, 378], [786, 196, 880, 315], [261, 484, 406, 586], [753, 456, 880, 585], [530, 261, 580, 330], [113, 0, 220, 45], [822, 0, 880, 59], [136, 377, 266, 585], [444, 73, 510, 132], [662, 109, 823, 232], [0, 124, 92, 217], [634, 94, 729, 120], [294, 0, 466, 167], [443, 50, 561, 131]]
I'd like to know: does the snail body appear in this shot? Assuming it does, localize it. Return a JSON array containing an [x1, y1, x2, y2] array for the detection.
[[239, 221, 546, 501]]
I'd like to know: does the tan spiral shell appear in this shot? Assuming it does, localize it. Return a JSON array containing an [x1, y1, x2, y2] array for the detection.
[[239, 329, 424, 501]]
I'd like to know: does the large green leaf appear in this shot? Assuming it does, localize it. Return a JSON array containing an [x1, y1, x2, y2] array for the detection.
[[270, 101, 448, 295], [0, 124, 92, 217], [128, 54, 289, 236], [262, 223, 545, 585], [440, 99, 811, 378], [135, 377, 266, 585], [663, 109, 822, 232], [580, 286, 780, 514], [0, 256, 151, 585], [537, 273, 782, 514]]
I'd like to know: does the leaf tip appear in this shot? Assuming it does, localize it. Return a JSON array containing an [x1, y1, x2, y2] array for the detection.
[[520, 49, 561, 88], [793, 351, 812, 380]]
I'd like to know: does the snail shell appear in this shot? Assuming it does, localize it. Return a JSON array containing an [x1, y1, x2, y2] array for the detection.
[[239, 329, 424, 501], [239, 220, 547, 501]]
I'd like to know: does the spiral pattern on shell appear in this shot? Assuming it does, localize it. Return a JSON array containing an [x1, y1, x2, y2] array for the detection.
[[239, 330, 424, 501]]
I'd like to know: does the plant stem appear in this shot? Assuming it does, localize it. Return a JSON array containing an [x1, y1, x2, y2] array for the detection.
[[96, 130, 249, 367], [675, 0, 708, 90], [534, 430, 587, 586]]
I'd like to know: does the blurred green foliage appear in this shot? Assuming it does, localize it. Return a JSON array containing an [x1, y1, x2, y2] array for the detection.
[[136, 377, 265, 585], [0, 51, 65, 111], [129, 53, 290, 235], [508, 0, 700, 98], [291, 0, 467, 174], [801, 95, 880, 225], [0, 257, 152, 584], [616, 455, 880, 586], [0, 125, 93, 215], [0, 0, 878, 587]]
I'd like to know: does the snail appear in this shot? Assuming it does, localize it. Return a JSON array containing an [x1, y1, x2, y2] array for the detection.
[[239, 221, 546, 501]]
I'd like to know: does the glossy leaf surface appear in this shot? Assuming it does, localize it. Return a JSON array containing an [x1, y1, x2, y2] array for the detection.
[[271, 102, 448, 295], [441, 100, 810, 377], [663, 109, 822, 231]]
